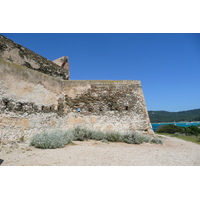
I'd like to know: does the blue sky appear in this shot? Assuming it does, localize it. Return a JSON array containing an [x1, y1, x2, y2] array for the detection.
[[1, 33, 200, 112]]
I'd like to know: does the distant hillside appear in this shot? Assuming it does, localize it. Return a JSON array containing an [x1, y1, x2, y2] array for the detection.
[[148, 109, 200, 123]]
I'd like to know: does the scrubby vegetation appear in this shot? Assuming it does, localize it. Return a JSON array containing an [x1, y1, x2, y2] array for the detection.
[[150, 137, 163, 144], [122, 133, 151, 144], [30, 130, 74, 149], [30, 127, 162, 149], [156, 124, 200, 144], [156, 124, 200, 136]]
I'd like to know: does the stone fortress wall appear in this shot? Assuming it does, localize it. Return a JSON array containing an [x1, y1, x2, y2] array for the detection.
[[0, 35, 153, 143], [0, 35, 70, 80]]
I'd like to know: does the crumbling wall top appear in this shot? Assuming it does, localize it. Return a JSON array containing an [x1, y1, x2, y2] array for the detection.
[[0, 35, 70, 80]]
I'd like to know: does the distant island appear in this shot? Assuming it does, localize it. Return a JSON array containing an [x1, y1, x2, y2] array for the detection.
[[148, 109, 200, 123]]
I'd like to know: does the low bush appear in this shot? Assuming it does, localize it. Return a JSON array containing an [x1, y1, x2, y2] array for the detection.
[[30, 128, 162, 149], [30, 130, 73, 149], [141, 134, 152, 143], [156, 124, 185, 134], [122, 133, 143, 144], [106, 132, 123, 142], [156, 124, 200, 136], [187, 125, 200, 136], [90, 131, 107, 141], [72, 127, 92, 141], [72, 127, 107, 141], [121, 133, 152, 144], [150, 137, 163, 144]]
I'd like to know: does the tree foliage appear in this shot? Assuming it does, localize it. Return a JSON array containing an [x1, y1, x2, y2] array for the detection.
[[156, 124, 200, 136], [148, 109, 200, 123]]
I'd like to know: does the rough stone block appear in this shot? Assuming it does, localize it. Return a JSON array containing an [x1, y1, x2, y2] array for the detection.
[[18, 119, 30, 129], [69, 117, 75, 125], [91, 116, 97, 124], [77, 117, 82, 124], [105, 124, 113, 132], [84, 117, 90, 124], [51, 120, 55, 126]]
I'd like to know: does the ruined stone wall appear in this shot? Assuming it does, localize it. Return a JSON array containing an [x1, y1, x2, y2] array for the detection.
[[0, 35, 70, 80], [60, 80, 153, 135], [0, 57, 153, 143], [0, 58, 63, 108], [0, 58, 66, 142], [0, 36, 153, 143]]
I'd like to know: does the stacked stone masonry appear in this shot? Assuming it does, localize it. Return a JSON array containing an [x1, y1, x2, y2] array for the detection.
[[0, 35, 70, 80], [0, 35, 154, 143]]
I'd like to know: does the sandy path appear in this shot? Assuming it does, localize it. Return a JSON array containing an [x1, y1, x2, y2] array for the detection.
[[1, 135, 200, 166]]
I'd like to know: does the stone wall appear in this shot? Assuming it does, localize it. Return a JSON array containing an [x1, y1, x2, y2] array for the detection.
[[0, 57, 153, 143], [0, 58, 63, 108], [0, 35, 70, 80], [53, 56, 70, 80], [0, 36, 154, 143], [61, 80, 153, 135]]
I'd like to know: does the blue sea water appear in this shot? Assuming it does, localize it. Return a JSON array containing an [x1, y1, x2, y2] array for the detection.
[[151, 122, 200, 131]]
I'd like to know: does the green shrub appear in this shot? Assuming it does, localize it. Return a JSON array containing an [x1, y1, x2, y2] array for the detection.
[[73, 127, 109, 141], [141, 134, 152, 143], [121, 132, 154, 144], [187, 125, 200, 136], [156, 124, 185, 134], [72, 127, 108, 141], [30, 127, 161, 149], [72, 127, 92, 141], [30, 130, 73, 149], [90, 131, 107, 141], [72, 128, 152, 144], [156, 124, 200, 136], [122, 133, 143, 144], [151, 137, 163, 144], [105, 132, 123, 142]]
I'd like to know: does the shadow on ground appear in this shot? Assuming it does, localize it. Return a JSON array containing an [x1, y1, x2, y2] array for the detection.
[[0, 159, 4, 165]]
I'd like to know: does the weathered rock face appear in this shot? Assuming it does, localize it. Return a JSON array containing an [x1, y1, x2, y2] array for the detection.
[[64, 82, 143, 114], [0, 35, 154, 143], [59, 80, 154, 135], [0, 35, 70, 80], [53, 56, 70, 80]]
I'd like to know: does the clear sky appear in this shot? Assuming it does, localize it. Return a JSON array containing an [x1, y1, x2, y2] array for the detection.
[[1, 33, 200, 112]]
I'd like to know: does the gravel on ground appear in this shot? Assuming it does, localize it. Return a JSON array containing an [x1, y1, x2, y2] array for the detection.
[[1, 135, 200, 166]]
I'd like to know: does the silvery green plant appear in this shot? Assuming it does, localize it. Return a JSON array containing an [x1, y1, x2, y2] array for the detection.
[[90, 131, 107, 141], [121, 132, 153, 144], [72, 127, 93, 141], [30, 129, 73, 149], [141, 134, 151, 143], [30, 128, 163, 149], [122, 133, 142, 144], [72, 127, 107, 141], [105, 132, 123, 142], [150, 137, 163, 144]]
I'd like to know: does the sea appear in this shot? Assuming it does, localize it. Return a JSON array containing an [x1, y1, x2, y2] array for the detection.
[[151, 122, 200, 132]]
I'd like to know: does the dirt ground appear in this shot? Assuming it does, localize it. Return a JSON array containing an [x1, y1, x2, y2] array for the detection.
[[1, 135, 200, 166]]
